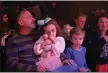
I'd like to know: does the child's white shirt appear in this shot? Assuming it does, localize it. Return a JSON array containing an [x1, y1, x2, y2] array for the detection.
[[33, 36, 65, 57]]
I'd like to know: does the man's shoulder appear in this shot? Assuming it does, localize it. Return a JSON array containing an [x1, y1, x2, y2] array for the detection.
[[7, 34, 20, 43], [10, 34, 19, 39]]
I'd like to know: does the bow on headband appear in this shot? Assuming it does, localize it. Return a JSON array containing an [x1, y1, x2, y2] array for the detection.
[[37, 17, 52, 26]]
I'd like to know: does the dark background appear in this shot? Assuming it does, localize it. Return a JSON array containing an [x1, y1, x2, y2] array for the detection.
[[1, 1, 108, 28]]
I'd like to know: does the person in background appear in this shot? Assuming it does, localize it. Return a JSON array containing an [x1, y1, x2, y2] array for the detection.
[[62, 24, 73, 41], [0, 9, 8, 34], [61, 24, 73, 48], [88, 14, 108, 72]]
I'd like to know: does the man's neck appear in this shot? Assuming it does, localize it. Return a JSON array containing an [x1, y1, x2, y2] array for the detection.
[[19, 28, 32, 35]]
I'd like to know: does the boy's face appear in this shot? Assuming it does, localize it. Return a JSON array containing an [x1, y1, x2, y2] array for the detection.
[[71, 33, 84, 46]]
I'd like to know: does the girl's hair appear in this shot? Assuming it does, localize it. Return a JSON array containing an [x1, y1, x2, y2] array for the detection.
[[70, 27, 86, 38], [41, 19, 61, 36]]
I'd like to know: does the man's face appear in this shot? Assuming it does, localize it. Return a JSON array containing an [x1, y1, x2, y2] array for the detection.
[[75, 16, 86, 29], [21, 10, 36, 29]]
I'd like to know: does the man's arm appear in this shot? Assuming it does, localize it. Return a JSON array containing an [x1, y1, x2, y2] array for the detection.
[[6, 39, 37, 72]]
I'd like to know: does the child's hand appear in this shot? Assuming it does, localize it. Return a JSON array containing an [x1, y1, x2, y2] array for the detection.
[[43, 34, 48, 40], [48, 35, 55, 43], [45, 40, 52, 45], [40, 40, 52, 49], [79, 68, 89, 72]]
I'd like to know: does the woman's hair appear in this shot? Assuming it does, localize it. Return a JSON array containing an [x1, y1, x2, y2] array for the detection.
[[41, 19, 61, 36], [70, 27, 86, 38], [98, 13, 108, 20]]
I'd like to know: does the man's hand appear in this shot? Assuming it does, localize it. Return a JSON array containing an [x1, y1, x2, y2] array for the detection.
[[63, 59, 76, 65], [37, 65, 47, 72]]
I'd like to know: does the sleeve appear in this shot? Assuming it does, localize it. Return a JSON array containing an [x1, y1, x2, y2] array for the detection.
[[64, 48, 73, 60], [100, 43, 108, 58], [83, 47, 88, 68], [51, 37, 65, 54], [6, 39, 37, 72], [33, 37, 44, 55], [84, 60, 88, 69]]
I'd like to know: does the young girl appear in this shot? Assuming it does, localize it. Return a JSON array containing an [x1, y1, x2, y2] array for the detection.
[[33, 18, 65, 71], [64, 27, 90, 72]]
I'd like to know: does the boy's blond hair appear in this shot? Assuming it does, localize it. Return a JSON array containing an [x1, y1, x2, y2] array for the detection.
[[70, 27, 86, 38]]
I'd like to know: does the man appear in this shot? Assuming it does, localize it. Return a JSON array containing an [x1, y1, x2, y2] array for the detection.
[[6, 9, 40, 72], [74, 14, 87, 29]]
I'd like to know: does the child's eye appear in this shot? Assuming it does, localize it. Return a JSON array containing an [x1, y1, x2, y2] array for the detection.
[[74, 38, 77, 40], [52, 29, 54, 32], [47, 32, 50, 34]]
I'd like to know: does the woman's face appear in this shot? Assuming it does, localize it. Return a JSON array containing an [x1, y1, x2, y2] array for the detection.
[[2, 14, 8, 23], [98, 17, 108, 32]]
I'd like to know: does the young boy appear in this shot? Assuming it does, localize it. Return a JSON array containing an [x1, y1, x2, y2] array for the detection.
[[64, 27, 90, 72]]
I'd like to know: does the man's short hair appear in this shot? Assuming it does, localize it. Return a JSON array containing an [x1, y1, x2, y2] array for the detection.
[[74, 13, 87, 20], [17, 8, 28, 22]]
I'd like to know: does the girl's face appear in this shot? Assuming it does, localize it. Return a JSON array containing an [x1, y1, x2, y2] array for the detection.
[[44, 24, 57, 38], [71, 33, 84, 47], [98, 17, 108, 32]]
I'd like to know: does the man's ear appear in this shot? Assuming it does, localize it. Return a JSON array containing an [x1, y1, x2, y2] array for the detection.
[[18, 20, 24, 26]]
